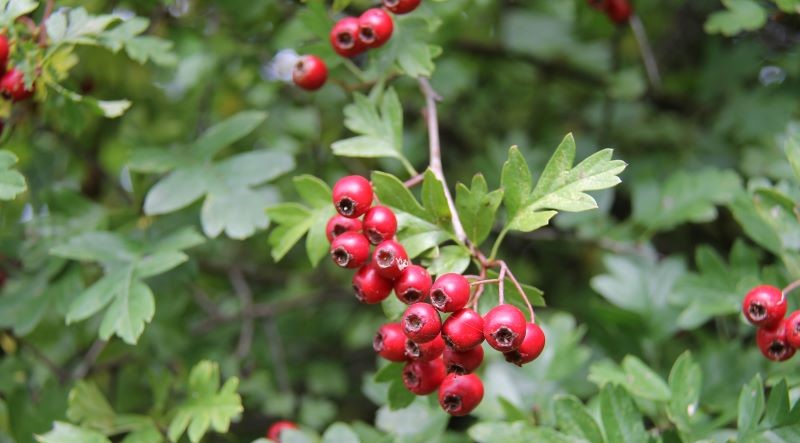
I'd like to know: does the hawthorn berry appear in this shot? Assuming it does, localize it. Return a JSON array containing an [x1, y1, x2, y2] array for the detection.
[[330, 17, 365, 58], [374, 323, 408, 362], [394, 265, 432, 304], [330, 231, 370, 269], [443, 345, 484, 374], [358, 8, 393, 49], [483, 304, 527, 352], [742, 285, 786, 328], [430, 273, 470, 312], [403, 358, 446, 395], [325, 214, 363, 243], [332, 175, 373, 218], [606, 0, 633, 24], [0, 35, 8, 73], [786, 310, 800, 349], [382, 0, 421, 14], [504, 323, 545, 366], [292, 55, 327, 91], [353, 265, 393, 304], [362, 205, 398, 245], [0, 69, 33, 102], [441, 308, 484, 351], [267, 421, 298, 442], [757, 320, 796, 362], [438, 373, 484, 416], [372, 239, 408, 279], [402, 303, 442, 343], [405, 334, 445, 361]]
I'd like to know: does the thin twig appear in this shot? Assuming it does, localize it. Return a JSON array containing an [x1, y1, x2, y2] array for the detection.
[[18, 338, 68, 382], [71, 339, 107, 380], [191, 294, 327, 333], [500, 261, 535, 321], [498, 264, 506, 305], [229, 268, 254, 360], [263, 319, 291, 394], [16, 17, 38, 34], [783, 280, 800, 298], [469, 278, 500, 286], [629, 14, 662, 92], [403, 173, 424, 188], [38, 0, 55, 47]]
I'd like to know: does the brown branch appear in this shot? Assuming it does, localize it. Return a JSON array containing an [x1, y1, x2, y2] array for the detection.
[[71, 339, 107, 380], [37, 0, 55, 47]]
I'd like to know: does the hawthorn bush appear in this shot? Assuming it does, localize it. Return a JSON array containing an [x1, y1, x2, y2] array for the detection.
[[2, 0, 800, 442]]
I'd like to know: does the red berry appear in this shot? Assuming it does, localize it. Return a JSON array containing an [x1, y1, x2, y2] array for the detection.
[[742, 285, 786, 328], [326, 214, 363, 243], [483, 304, 527, 352], [443, 345, 484, 374], [362, 205, 398, 245], [402, 303, 441, 343], [0, 35, 8, 74], [441, 308, 484, 351], [358, 8, 393, 49], [0, 69, 33, 102], [330, 17, 365, 58], [292, 55, 327, 91], [394, 265, 432, 304], [403, 358, 445, 395], [405, 334, 445, 361], [757, 320, 796, 362], [383, 0, 421, 14], [330, 231, 370, 269], [504, 323, 545, 366], [438, 373, 484, 416], [332, 175, 373, 218], [352, 264, 393, 304], [786, 310, 800, 349], [430, 273, 470, 312], [374, 323, 408, 362], [372, 239, 408, 279], [267, 421, 298, 442], [606, 0, 632, 23]]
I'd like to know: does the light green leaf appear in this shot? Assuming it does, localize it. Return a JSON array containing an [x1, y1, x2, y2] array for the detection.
[[201, 187, 279, 239], [193, 111, 268, 160], [144, 166, 208, 215], [214, 151, 295, 189], [98, 280, 154, 345], [456, 173, 504, 246], [0, 0, 39, 27], [468, 422, 539, 443], [763, 379, 791, 428], [426, 245, 471, 276], [35, 422, 111, 443], [322, 423, 360, 443], [128, 148, 184, 174], [738, 374, 765, 437], [387, 380, 415, 410], [554, 395, 604, 443], [0, 150, 26, 200], [371, 172, 431, 222], [599, 384, 648, 443], [51, 231, 136, 263], [266, 204, 315, 262], [621, 355, 671, 402], [66, 269, 128, 324], [294, 175, 333, 209], [331, 136, 398, 159], [397, 42, 438, 77], [66, 382, 115, 434], [134, 251, 188, 279], [705, 0, 767, 36], [667, 352, 702, 433], [501, 146, 532, 219], [421, 169, 452, 227]]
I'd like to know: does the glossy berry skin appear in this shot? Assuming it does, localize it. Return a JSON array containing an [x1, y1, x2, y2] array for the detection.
[[0, 35, 8, 74], [383, 0, 421, 14], [372, 239, 408, 279], [0, 69, 33, 102], [443, 345, 484, 374], [757, 320, 796, 362], [330, 231, 370, 269], [394, 265, 432, 304], [333, 175, 373, 218], [405, 334, 445, 361], [786, 310, 800, 349], [402, 303, 441, 344], [606, 0, 633, 24], [325, 214, 363, 243], [267, 421, 298, 442], [292, 55, 327, 90], [483, 304, 527, 352], [330, 17, 365, 57], [358, 8, 393, 49], [353, 265, 393, 304], [438, 373, 484, 416], [742, 285, 786, 328], [504, 323, 546, 366], [403, 358, 445, 395], [362, 205, 397, 245], [374, 323, 408, 362], [430, 273, 470, 312], [441, 308, 484, 351]]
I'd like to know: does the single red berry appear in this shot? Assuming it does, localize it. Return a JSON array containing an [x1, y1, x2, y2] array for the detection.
[[402, 303, 441, 344], [382, 0, 421, 14], [403, 358, 445, 395], [292, 55, 327, 91], [786, 310, 800, 349], [330, 17, 366, 58], [504, 323, 545, 366], [394, 265, 432, 304], [742, 285, 786, 328], [372, 239, 408, 279], [430, 273, 470, 312], [483, 304, 527, 352], [357, 8, 393, 49], [332, 175, 373, 218], [267, 421, 298, 442], [606, 0, 632, 23], [0, 35, 8, 74], [438, 373, 484, 416], [330, 231, 370, 269], [352, 264, 393, 304], [326, 214, 363, 243], [441, 308, 484, 351], [757, 320, 796, 362], [0, 69, 33, 102], [443, 345, 484, 374], [405, 334, 445, 361], [362, 205, 398, 245], [374, 323, 408, 362]]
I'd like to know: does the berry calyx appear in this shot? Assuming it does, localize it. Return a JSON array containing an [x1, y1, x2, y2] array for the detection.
[[504, 323, 546, 366], [325, 214, 363, 243], [742, 285, 786, 328], [292, 55, 328, 91], [757, 320, 796, 362], [394, 265, 432, 304], [352, 265, 393, 304], [443, 345, 484, 374], [786, 310, 800, 349], [483, 304, 527, 352], [430, 273, 470, 312], [438, 373, 484, 416], [403, 358, 446, 395], [330, 231, 370, 269], [372, 239, 408, 279], [362, 205, 398, 245], [330, 17, 365, 58], [402, 303, 442, 344], [267, 421, 298, 442], [357, 8, 394, 49], [332, 175, 373, 218], [382, 0, 421, 14], [405, 334, 445, 361], [374, 323, 408, 362], [441, 308, 484, 351], [0, 69, 33, 102]]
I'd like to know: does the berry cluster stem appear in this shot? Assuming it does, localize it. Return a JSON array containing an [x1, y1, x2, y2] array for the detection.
[[783, 279, 800, 297]]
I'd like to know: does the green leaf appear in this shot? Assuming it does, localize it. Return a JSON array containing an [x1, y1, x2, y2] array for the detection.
[[426, 245, 471, 276], [667, 352, 702, 433], [554, 395, 605, 443], [386, 380, 415, 410], [374, 363, 404, 383], [51, 232, 136, 263], [763, 379, 791, 428], [144, 166, 208, 215], [468, 422, 542, 443], [66, 269, 128, 324], [0, 150, 26, 200], [44, 7, 118, 45], [35, 422, 111, 443], [294, 175, 333, 209], [599, 384, 648, 443], [774, 0, 800, 13], [98, 279, 154, 345], [66, 382, 116, 434], [201, 187, 279, 239], [729, 192, 783, 254], [705, 0, 767, 36], [421, 169, 452, 227], [456, 173, 504, 246], [134, 251, 188, 279], [321, 423, 360, 443], [331, 136, 398, 159], [193, 111, 268, 161], [738, 374, 765, 437], [621, 355, 671, 402], [0, 0, 39, 28], [371, 172, 431, 222], [266, 203, 321, 262], [501, 146, 532, 219]]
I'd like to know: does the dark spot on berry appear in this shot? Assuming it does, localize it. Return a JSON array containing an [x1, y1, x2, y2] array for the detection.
[[442, 394, 461, 412], [493, 326, 516, 348], [332, 247, 351, 267], [749, 302, 767, 321], [442, 334, 455, 348], [360, 27, 376, 44], [366, 229, 383, 244], [403, 368, 418, 387], [332, 224, 347, 237], [376, 249, 394, 268], [353, 284, 365, 302], [384, 0, 399, 6], [431, 289, 447, 309], [447, 364, 466, 375], [373, 332, 384, 352], [336, 32, 354, 49], [402, 289, 422, 303], [405, 314, 422, 332], [769, 340, 789, 359], [337, 197, 355, 216], [405, 340, 420, 358], [504, 351, 522, 367]]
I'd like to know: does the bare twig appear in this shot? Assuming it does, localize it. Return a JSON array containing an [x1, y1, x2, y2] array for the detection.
[[18, 338, 68, 382], [71, 339, 107, 380], [17, 16, 38, 34], [403, 173, 424, 188], [229, 268, 255, 359], [783, 280, 800, 298], [38, 0, 55, 47], [497, 264, 506, 305], [499, 260, 535, 321], [629, 14, 662, 92]]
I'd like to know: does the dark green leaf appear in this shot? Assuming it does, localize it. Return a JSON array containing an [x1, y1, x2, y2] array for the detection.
[[456, 173, 504, 246], [554, 395, 604, 443], [599, 384, 648, 443]]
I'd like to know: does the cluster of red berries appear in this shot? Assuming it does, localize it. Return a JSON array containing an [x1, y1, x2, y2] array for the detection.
[[742, 284, 800, 361], [0, 35, 33, 102], [266, 420, 297, 443], [327, 175, 546, 416], [587, 0, 633, 24]]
